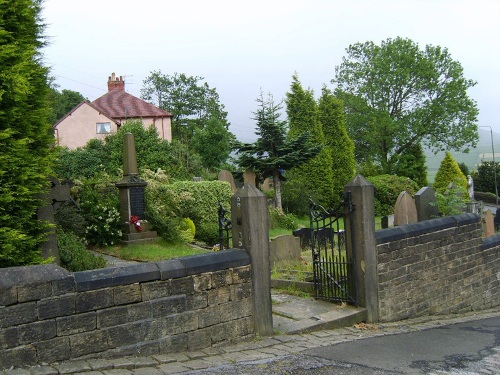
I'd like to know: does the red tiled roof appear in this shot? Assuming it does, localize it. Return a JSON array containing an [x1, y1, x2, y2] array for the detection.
[[92, 90, 172, 119]]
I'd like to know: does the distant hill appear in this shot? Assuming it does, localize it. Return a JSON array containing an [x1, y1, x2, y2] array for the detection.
[[425, 128, 500, 183]]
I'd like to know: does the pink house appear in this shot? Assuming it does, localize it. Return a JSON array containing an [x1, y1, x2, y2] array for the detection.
[[54, 73, 173, 149]]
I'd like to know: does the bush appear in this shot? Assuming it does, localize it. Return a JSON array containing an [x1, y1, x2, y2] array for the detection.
[[178, 218, 196, 243], [84, 204, 122, 247], [474, 191, 498, 204], [144, 177, 233, 245], [367, 175, 419, 216], [474, 161, 500, 195], [54, 202, 87, 237], [269, 208, 298, 230], [435, 184, 467, 216], [74, 174, 122, 247], [57, 229, 106, 272], [196, 220, 221, 245]]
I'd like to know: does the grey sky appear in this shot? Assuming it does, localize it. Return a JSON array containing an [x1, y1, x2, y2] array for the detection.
[[42, 0, 500, 143]]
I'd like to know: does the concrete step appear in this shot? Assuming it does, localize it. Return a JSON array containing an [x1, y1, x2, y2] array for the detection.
[[271, 291, 367, 334]]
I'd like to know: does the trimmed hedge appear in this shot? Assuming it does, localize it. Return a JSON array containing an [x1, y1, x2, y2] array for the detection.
[[145, 177, 233, 245]]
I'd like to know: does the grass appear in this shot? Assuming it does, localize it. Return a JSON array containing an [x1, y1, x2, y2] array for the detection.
[[94, 239, 208, 262], [271, 251, 313, 282], [94, 214, 391, 264]]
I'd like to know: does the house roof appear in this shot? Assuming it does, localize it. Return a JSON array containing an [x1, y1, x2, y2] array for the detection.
[[53, 100, 119, 128], [92, 90, 173, 119]]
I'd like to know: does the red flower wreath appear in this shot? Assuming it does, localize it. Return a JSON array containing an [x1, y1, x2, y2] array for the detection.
[[130, 215, 142, 232]]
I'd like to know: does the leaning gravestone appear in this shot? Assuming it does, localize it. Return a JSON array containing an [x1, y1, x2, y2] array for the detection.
[[218, 169, 237, 193], [414, 186, 439, 221], [483, 209, 495, 237], [243, 168, 256, 187], [393, 191, 418, 226], [115, 133, 157, 244]]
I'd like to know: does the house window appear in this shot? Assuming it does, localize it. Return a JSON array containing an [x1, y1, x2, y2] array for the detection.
[[96, 122, 111, 134]]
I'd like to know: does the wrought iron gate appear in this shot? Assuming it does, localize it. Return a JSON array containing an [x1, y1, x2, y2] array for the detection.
[[310, 193, 357, 305]]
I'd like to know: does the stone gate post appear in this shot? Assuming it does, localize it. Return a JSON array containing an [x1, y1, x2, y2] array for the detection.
[[231, 183, 273, 336], [345, 175, 379, 322]]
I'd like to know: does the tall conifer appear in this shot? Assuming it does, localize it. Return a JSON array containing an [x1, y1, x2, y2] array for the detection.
[[0, 0, 54, 266], [282, 75, 334, 214], [318, 87, 355, 207]]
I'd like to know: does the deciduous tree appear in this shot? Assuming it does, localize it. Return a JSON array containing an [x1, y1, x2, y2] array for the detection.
[[333, 37, 479, 174]]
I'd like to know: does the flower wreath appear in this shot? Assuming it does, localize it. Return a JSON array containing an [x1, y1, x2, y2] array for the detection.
[[130, 215, 142, 232]]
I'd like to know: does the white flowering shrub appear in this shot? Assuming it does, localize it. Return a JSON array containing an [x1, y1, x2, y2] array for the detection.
[[84, 204, 122, 247]]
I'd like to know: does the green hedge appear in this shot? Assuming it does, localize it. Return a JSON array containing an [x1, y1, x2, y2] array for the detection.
[[367, 174, 418, 216], [145, 177, 233, 245]]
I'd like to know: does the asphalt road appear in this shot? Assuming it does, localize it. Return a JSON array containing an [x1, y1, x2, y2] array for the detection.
[[188, 316, 500, 374]]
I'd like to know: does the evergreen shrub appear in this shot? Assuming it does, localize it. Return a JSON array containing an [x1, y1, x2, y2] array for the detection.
[[433, 152, 467, 194], [144, 175, 232, 245], [269, 208, 298, 230], [367, 174, 419, 216], [57, 229, 106, 271]]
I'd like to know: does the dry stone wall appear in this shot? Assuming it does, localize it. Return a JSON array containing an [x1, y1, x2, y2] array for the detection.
[[375, 214, 500, 322], [0, 249, 252, 369]]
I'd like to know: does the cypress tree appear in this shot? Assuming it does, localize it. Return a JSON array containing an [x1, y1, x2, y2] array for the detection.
[[282, 75, 334, 214], [0, 0, 54, 266], [318, 87, 355, 207]]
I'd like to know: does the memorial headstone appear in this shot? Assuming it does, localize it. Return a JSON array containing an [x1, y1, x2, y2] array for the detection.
[[393, 191, 418, 226], [218, 169, 237, 193], [243, 168, 256, 187], [483, 209, 495, 237], [381, 216, 389, 229], [116, 133, 157, 244], [414, 186, 439, 221]]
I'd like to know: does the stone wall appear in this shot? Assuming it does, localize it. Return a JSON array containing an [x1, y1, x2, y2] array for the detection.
[[375, 213, 500, 322], [0, 249, 252, 369]]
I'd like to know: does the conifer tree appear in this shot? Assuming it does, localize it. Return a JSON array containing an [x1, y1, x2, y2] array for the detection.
[[433, 152, 467, 194], [235, 92, 321, 211], [0, 0, 54, 266], [282, 75, 334, 214], [318, 87, 355, 207]]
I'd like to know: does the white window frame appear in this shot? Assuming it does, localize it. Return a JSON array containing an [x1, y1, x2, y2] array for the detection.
[[96, 122, 111, 134]]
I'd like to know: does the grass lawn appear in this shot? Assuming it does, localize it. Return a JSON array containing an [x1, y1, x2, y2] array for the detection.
[[94, 239, 208, 262], [94, 214, 390, 263]]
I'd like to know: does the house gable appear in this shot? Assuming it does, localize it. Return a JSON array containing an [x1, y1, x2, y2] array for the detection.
[[53, 73, 173, 148], [54, 101, 119, 149]]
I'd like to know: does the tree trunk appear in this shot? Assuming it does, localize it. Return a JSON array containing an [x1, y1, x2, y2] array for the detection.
[[273, 171, 282, 212]]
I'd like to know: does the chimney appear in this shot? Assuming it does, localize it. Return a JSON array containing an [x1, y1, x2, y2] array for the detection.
[[107, 72, 125, 92]]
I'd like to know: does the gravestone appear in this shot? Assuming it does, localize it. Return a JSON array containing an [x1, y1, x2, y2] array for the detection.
[[393, 191, 418, 226], [115, 133, 157, 244], [483, 209, 495, 237], [218, 169, 237, 193], [381, 216, 389, 229], [269, 235, 301, 263], [414, 186, 439, 221], [243, 168, 256, 187]]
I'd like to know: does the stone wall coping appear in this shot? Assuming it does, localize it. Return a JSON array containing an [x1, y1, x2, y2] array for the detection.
[[481, 234, 500, 250], [0, 263, 73, 289], [0, 249, 250, 294], [375, 213, 480, 245]]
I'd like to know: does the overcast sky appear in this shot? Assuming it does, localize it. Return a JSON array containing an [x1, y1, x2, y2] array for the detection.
[[41, 0, 500, 143]]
